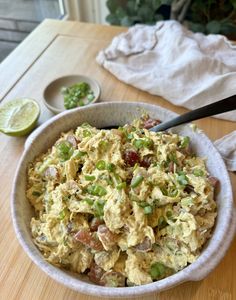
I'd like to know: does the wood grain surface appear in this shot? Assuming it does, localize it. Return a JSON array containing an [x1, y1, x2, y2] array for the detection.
[[0, 20, 235, 300]]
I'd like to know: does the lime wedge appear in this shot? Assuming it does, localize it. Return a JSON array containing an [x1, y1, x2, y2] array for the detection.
[[0, 98, 40, 136]]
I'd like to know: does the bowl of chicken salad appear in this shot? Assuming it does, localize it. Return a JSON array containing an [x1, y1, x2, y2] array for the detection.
[[11, 102, 235, 298]]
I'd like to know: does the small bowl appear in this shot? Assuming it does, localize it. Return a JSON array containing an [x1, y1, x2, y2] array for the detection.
[[43, 75, 101, 114]]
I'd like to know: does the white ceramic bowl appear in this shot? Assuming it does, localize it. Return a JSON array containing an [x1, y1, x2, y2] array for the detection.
[[11, 102, 236, 298]]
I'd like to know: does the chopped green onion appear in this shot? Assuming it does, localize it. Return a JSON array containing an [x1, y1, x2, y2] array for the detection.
[[113, 173, 122, 184], [133, 139, 144, 149], [106, 163, 116, 172], [180, 136, 190, 148], [144, 205, 153, 214], [62, 82, 93, 109], [150, 262, 167, 279], [87, 94, 95, 101], [84, 175, 96, 181], [72, 150, 87, 159], [93, 199, 105, 217], [83, 198, 94, 205], [131, 175, 144, 188], [193, 169, 204, 177], [133, 138, 153, 149], [127, 133, 134, 140], [56, 141, 74, 161], [177, 174, 188, 186], [160, 186, 168, 196], [96, 160, 106, 170], [99, 140, 108, 148], [59, 209, 66, 220], [168, 152, 178, 164], [83, 129, 92, 137], [87, 184, 107, 196], [168, 187, 178, 197], [166, 210, 173, 219], [116, 182, 126, 190]]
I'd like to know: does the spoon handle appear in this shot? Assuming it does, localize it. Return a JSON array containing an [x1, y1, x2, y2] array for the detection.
[[150, 95, 236, 132]]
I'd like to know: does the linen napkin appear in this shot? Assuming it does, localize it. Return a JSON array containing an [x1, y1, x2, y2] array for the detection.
[[214, 131, 236, 171], [96, 20, 236, 121], [96, 20, 236, 171]]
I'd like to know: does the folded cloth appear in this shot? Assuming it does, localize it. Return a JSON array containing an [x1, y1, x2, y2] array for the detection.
[[214, 131, 236, 171], [96, 20, 236, 121]]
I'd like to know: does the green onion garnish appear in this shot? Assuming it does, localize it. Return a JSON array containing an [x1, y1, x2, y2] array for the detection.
[[193, 169, 204, 177], [87, 184, 107, 196], [150, 262, 167, 279], [116, 182, 126, 190], [84, 175, 96, 181], [177, 174, 188, 186], [144, 205, 153, 214], [96, 160, 106, 170], [131, 175, 144, 188], [180, 136, 190, 148]]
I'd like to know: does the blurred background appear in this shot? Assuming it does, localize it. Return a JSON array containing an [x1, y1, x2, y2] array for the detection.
[[0, 0, 235, 62]]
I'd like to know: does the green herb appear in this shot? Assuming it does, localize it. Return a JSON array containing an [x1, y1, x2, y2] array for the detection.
[[144, 205, 153, 214], [96, 160, 106, 170], [193, 169, 204, 177], [93, 199, 105, 217], [56, 141, 74, 161], [87, 184, 107, 196], [83, 129, 92, 137], [72, 150, 87, 159], [113, 173, 122, 184], [180, 136, 190, 148], [131, 175, 144, 188], [99, 140, 108, 148], [59, 209, 66, 220], [87, 94, 95, 101], [84, 175, 96, 181], [177, 174, 188, 186], [166, 210, 173, 219], [127, 133, 134, 140], [133, 139, 144, 149], [116, 182, 126, 190], [168, 187, 178, 198], [168, 152, 178, 164], [83, 198, 94, 205], [150, 262, 166, 279], [107, 163, 116, 172], [133, 138, 153, 149], [160, 186, 168, 196], [62, 82, 94, 109]]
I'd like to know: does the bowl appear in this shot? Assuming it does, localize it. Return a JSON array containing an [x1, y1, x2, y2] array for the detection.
[[43, 75, 101, 114], [11, 102, 236, 298]]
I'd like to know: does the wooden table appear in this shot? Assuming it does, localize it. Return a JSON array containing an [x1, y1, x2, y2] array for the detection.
[[0, 19, 235, 300]]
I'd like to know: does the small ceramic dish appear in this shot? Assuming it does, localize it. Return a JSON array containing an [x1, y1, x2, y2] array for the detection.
[[43, 75, 101, 114]]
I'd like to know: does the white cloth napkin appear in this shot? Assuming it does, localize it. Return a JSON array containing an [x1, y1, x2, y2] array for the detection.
[[214, 131, 236, 171], [96, 20, 236, 171], [97, 20, 236, 121]]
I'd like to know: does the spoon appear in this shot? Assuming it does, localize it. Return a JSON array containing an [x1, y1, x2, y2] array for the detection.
[[149, 94, 236, 132]]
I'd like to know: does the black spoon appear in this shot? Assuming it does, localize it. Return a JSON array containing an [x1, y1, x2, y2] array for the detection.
[[149, 95, 236, 132]]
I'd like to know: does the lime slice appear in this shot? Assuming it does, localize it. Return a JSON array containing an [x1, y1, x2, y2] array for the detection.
[[0, 98, 40, 137]]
